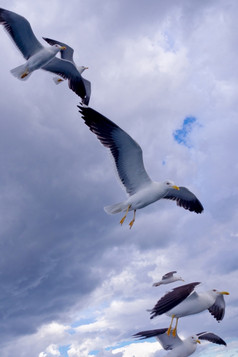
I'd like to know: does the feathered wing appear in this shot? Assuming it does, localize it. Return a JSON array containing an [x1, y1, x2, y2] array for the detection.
[[163, 186, 204, 213], [0, 8, 43, 59], [42, 58, 87, 99], [208, 294, 226, 321], [197, 332, 227, 346], [82, 78, 91, 105], [162, 271, 177, 279], [150, 282, 201, 319], [133, 328, 182, 350], [78, 106, 152, 195], [43, 37, 74, 61]]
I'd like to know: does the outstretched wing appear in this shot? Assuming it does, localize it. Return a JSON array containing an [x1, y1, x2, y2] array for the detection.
[[150, 282, 201, 319], [42, 58, 87, 99], [197, 332, 227, 346], [43, 37, 74, 62], [78, 106, 152, 195], [208, 294, 226, 321], [0, 8, 43, 59], [162, 271, 177, 279], [163, 186, 203, 213], [82, 78, 91, 105], [133, 328, 182, 350]]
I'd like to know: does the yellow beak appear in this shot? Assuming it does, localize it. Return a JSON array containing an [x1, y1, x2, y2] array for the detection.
[[60, 46, 66, 50], [172, 185, 180, 190], [220, 291, 229, 295], [196, 339, 201, 344]]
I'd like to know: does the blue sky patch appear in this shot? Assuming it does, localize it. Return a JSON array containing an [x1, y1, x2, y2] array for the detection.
[[173, 116, 197, 147], [59, 345, 70, 357]]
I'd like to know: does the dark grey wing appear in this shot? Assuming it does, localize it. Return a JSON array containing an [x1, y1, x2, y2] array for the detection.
[[163, 186, 203, 213], [197, 332, 227, 346], [162, 271, 177, 280], [82, 78, 91, 105], [133, 328, 168, 340], [0, 8, 43, 59], [43, 37, 74, 62], [42, 58, 87, 99], [133, 328, 182, 350], [208, 294, 226, 321], [78, 106, 152, 196], [150, 282, 201, 319]]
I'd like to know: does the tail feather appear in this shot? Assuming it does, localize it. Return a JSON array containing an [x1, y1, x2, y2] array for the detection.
[[153, 282, 161, 287], [104, 202, 127, 214], [10, 64, 32, 81]]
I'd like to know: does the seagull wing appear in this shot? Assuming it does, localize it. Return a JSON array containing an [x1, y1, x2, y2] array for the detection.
[[133, 328, 182, 350], [82, 78, 91, 105], [43, 37, 74, 62], [163, 186, 204, 213], [78, 106, 152, 195], [0, 8, 43, 59], [162, 271, 177, 279], [197, 332, 227, 346], [208, 294, 226, 321], [42, 58, 87, 99], [150, 282, 201, 319]]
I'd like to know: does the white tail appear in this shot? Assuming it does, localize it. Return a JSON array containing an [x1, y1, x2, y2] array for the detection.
[[10, 64, 32, 81], [53, 76, 64, 85], [152, 282, 161, 287], [104, 202, 127, 214]]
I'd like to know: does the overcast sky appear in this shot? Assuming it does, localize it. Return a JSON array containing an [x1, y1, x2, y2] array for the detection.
[[0, 0, 237, 356]]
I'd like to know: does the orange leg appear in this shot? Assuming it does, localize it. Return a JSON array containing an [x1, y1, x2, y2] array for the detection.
[[129, 210, 136, 229], [120, 205, 131, 225], [167, 315, 175, 336], [172, 317, 179, 337]]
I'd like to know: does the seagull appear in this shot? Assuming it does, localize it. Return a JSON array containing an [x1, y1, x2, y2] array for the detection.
[[43, 37, 91, 105], [153, 271, 184, 287], [0, 8, 66, 80], [133, 328, 226, 357], [149, 282, 229, 337], [78, 105, 204, 228]]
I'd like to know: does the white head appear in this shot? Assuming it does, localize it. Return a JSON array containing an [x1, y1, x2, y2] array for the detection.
[[77, 65, 89, 74], [210, 289, 229, 297], [51, 44, 66, 52], [163, 180, 180, 191], [188, 335, 201, 345]]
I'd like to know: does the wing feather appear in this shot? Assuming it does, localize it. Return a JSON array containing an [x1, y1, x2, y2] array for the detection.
[[42, 58, 87, 99], [133, 328, 182, 350], [163, 186, 203, 213], [150, 282, 200, 319], [162, 271, 177, 279], [43, 37, 74, 62], [208, 294, 226, 321], [78, 106, 152, 195], [0, 8, 43, 59], [197, 332, 227, 345]]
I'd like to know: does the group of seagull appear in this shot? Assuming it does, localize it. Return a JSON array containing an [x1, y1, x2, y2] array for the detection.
[[0, 7, 204, 230], [0, 7, 229, 357], [133, 271, 229, 356]]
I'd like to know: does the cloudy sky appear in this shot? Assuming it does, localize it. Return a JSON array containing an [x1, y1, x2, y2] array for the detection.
[[0, 0, 237, 356]]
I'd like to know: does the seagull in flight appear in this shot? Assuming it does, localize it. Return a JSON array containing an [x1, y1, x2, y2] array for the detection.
[[149, 282, 229, 337], [79, 105, 204, 228], [43, 37, 91, 105], [133, 328, 227, 357], [153, 271, 184, 287]]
